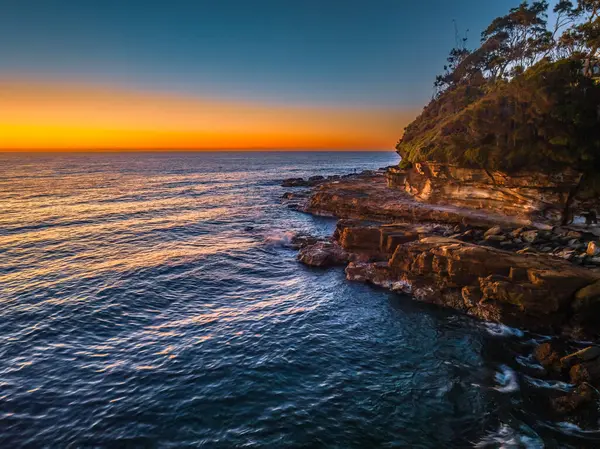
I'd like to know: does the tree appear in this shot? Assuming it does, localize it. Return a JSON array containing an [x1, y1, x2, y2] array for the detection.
[[480, 1, 552, 79]]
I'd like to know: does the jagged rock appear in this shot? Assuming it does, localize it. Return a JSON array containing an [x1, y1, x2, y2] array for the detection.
[[297, 242, 349, 267]]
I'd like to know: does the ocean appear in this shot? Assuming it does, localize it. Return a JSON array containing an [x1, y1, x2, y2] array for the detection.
[[0, 152, 596, 448]]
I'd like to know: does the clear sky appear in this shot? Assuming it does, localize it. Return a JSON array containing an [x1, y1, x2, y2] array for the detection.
[[0, 0, 519, 150]]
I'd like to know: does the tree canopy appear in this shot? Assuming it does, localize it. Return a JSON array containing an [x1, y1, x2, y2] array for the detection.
[[398, 0, 600, 173]]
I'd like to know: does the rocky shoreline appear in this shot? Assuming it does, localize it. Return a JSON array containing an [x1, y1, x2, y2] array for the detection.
[[283, 166, 600, 421]]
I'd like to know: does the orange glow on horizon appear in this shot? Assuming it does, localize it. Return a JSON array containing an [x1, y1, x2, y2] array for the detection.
[[0, 79, 414, 151]]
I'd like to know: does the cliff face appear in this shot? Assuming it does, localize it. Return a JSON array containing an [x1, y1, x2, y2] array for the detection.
[[386, 162, 588, 225]]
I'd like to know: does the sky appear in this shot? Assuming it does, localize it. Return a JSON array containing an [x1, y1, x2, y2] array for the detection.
[[0, 0, 519, 151]]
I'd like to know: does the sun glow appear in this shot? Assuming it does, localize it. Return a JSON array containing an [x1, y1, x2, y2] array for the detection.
[[0, 79, 413, 151]]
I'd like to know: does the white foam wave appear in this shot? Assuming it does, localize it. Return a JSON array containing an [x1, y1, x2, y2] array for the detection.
[[484, 322, 524, 338], [475, 424, 544, 449], [494, 365, 520, 393]]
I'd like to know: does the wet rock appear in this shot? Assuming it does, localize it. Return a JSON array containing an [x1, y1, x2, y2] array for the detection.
[[297, 242, 349, 267], [282, 177, 308, 187], [552, 384, 595, 415], [289, 234, 321, 250], [535, 342, 562, 372], [569, 361, 600, 385]]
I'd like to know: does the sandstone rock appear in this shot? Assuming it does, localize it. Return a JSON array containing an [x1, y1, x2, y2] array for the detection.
[[386, 162, 585, 225], [484, 226, 503, 238], [338, 226, 381, 252], [345, 261, 392, 289], [511, 227, 528, 238], [386, 237, 600, 331], [521, 230, 540, 244], [587, 241, 600, 256], [297, 242, 349, 267], [308, 172, 544, 228]]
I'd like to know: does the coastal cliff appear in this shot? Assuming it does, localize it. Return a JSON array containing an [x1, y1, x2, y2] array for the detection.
[[386, 163, 587, 225]]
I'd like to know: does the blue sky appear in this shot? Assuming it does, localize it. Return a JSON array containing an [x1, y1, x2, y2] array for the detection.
[[1, 0, 521, 108]]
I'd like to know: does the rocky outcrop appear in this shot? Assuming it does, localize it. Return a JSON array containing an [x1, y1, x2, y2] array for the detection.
[[297, 218, 600, 335], [344, 236, 600, 333], [386, 162, 593, 225], [289, 167, 600, 335], [307, 171, 549, 229]]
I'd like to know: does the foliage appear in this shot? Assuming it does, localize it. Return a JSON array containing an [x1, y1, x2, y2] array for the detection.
[[397, 0, 600, 173]]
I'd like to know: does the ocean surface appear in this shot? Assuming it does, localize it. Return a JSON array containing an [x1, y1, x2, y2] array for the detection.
[[0, 151, 598, 448]]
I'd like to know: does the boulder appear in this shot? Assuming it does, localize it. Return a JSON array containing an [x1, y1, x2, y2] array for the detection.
[[484, 226, 503, 238], [297, 242, 349, 267], [535, 342, 562, 372], [521, 230, 540, 244], [587, 241, 600, 257]]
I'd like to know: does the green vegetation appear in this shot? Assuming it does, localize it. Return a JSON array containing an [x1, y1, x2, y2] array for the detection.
[[397, 1, 600, 173]]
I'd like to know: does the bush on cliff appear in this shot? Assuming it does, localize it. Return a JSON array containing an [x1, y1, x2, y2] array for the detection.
[[397, 58, 600, 172], [396, 0, 600, 173]]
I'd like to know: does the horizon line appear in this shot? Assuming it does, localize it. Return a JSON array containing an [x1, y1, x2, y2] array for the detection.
[[0, 148, 396, 153]]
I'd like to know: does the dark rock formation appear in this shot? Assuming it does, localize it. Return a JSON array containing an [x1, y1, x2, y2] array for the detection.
[[297, 242, 349, 268]]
